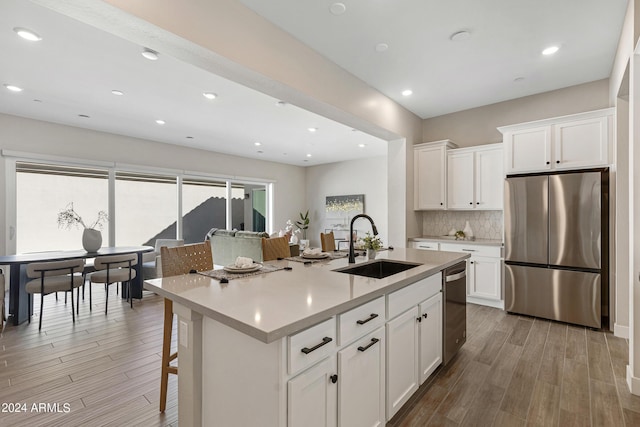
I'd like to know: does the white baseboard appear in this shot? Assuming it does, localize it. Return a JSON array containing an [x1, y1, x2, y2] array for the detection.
[[614, 323, 629, 339], [627, 365, 640, 396], [466, 296, 504, 310]]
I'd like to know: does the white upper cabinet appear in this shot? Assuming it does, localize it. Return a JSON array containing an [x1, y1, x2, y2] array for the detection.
[[499, 108, 614, 174], [447, 144, 503, 210], [414, 140, 457, 210]]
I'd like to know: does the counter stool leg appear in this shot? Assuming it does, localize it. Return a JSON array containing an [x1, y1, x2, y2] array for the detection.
[[160, 298, 177, 412]]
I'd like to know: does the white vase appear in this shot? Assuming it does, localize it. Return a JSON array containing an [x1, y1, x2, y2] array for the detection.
[[463, 221, 474, 239], [82, 228, 102, 252], [367, 248, 377, 260]]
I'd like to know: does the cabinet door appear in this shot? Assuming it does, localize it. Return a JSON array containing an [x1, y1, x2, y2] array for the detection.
[[554, 116, 608, 169], [414, 146, 446, 210], [447, 151, 474, 209], [504, 126, 551, 173], [338, 328, 385, 427], [288, 355, 337, 427], [469, 256, 502, 301], [475, 147, 504, 210], [419, 293, 442, 384], [386, 306, 419, 419]]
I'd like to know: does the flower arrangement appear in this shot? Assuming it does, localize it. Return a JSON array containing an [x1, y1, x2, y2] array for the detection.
[[57, 202, 108, 230], [361, 232, 383, 250]]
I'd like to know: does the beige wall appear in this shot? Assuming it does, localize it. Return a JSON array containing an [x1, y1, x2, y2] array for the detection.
[[422, 79, 610, 147], [0, 113, 307, 255]]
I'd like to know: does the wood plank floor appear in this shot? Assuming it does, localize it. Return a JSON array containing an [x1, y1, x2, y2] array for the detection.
[[390, 303, 640, 427], [2, 289, 640, 426]]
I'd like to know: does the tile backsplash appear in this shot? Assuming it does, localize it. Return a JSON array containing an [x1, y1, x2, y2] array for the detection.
[[421, 210, 503, 240]]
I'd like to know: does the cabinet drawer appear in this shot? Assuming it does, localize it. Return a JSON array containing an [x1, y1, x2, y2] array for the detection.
[[410, 241, 440, 251], [338, 296, 385, 346], [288, 317, 337, 375], [387, 274, 442, 319], [439, 243, 501, 258]]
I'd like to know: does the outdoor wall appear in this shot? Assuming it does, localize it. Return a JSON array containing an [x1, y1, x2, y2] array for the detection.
[[422, 79, 610, 147], [305, 156, 388, 249], [0, 113, 306, 256]]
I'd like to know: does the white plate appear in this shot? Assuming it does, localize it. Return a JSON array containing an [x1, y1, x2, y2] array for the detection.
[[302, 252, 330, 259], [223, 263, 262, 273]]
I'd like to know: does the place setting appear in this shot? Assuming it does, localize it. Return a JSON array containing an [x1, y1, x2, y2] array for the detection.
[[286, 247, 347, 263], [201, 256, 285, 281]]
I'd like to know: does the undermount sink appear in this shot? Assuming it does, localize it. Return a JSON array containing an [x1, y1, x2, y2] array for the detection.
[[334, 260, 421, 279]]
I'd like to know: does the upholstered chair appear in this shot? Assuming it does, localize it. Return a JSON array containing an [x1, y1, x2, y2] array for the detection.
[[90, 253, 138, 314]]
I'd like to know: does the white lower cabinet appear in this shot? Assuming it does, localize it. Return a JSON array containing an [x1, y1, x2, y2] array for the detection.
[[419, 293, 442, 384], [386, 306, 419, 418], [288, 355, 337, 427], [468, 256, 501, 301], [338, 327, 385, 427]]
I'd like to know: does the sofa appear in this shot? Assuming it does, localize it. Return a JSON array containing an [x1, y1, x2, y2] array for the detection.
[[206, 229, 270, 267]]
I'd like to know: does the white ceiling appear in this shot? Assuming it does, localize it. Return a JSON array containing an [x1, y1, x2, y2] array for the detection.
[[0, 0, 628, 167]]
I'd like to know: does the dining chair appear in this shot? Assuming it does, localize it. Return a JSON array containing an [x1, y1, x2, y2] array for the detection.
[[159, 241, 213, 413], [89, 253, 138, 314], [320, 231, 336, 252], [25, 259, 85, 330], [0, 269, 5, 329], [261, 236, 291, 261]]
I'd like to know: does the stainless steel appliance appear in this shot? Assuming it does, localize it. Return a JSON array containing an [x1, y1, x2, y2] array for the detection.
[[443, 261, 467, 365], [504, 169, 609, 328]]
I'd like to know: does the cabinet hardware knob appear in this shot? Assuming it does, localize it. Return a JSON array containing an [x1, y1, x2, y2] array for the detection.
[[469, 202, 473, 205], [416, 317, 422, 323], [330, 374, 338, 384], [546, 161, 550, 165], [357, 337, 380, 352], [422, 313, 428, 319], [556, 160, 560, 164], [470, 261, 474, 264], [356, 313, 379, 325], [301, 337, 332, 354], [440, 202, 443, 205]]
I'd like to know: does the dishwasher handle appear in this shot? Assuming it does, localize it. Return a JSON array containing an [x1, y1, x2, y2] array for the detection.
[[446, 270, 466, 282]]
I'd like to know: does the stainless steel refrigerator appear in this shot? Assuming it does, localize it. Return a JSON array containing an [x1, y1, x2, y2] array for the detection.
[[504, 169, 608, 328]]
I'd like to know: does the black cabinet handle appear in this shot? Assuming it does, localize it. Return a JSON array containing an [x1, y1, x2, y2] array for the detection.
[[416, 316, 422, 323], [556, 160, 560, 164], [357, 338, 380, 352], [546, 161, 550, 165], [330, 374, 338, 384], [422, 313, 428, 319], [301, 337, 332, 354], [470, 261, 474, 264], [469, 202, 473, 205], [440, 202, 443, 206], [356, 313, 379, 325]]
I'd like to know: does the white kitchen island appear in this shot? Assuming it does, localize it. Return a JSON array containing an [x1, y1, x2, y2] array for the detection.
[[144, 248, 468, 427]]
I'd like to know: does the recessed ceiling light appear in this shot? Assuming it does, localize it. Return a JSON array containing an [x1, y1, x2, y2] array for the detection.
[[111, 90, 124, 96], [254, 142, 262, 146], [13, 27, 42, 41], [4, 84, 23, 92], [450, 31, 470, 42], [203, 92, 217, 100], [358, 144, 366, 148], [329, 3, 346, 15], [141, 48, 159, 60], [155, 119, 165, 125], [542, 46, 559, 55], [308, 127, 318, 133], [375, 43, 388, 52], [306, 153, 312, 158], [402, 89, 413, 96]]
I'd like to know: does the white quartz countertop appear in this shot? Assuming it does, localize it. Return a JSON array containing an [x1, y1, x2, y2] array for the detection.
[[144, 248, 468, 343], [409, 236, 503, 247]]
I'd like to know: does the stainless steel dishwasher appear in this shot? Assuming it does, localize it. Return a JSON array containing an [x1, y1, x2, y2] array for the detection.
[[443, 261, 467, 365]]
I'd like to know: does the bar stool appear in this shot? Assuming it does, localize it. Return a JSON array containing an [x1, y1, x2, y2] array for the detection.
[[25, 259, 85, 330], [261, 236, 290, 261], [320, 231, 336, 252], [159, 241, 213, 412]]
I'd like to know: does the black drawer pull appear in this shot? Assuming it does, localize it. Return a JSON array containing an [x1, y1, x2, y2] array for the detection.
[[357, 338, 379, 352], [330, 374, 338, 384], [301, 337, 332, 354], [422, 313, 428, 319], [356, 313, 379, 325], [416, 317, 422, 323]]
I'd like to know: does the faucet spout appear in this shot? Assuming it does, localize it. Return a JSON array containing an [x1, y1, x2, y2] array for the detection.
[[349, 214, 378, 263]]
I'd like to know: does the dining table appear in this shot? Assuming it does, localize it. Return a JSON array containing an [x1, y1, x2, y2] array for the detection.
[[0, 246, 153, 325]]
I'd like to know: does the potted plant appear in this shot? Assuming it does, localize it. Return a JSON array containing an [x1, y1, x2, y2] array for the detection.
[[362, 231, 382, 259], [295, 210, 310, 249], [57, 202, 108, 252]]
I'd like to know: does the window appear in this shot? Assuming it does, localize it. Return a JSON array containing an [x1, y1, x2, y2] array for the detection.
[[231, 183, 266, 232], [16, 162, 109, 253], [115, 171, 177, 247], [182, 178, 228, 244]]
